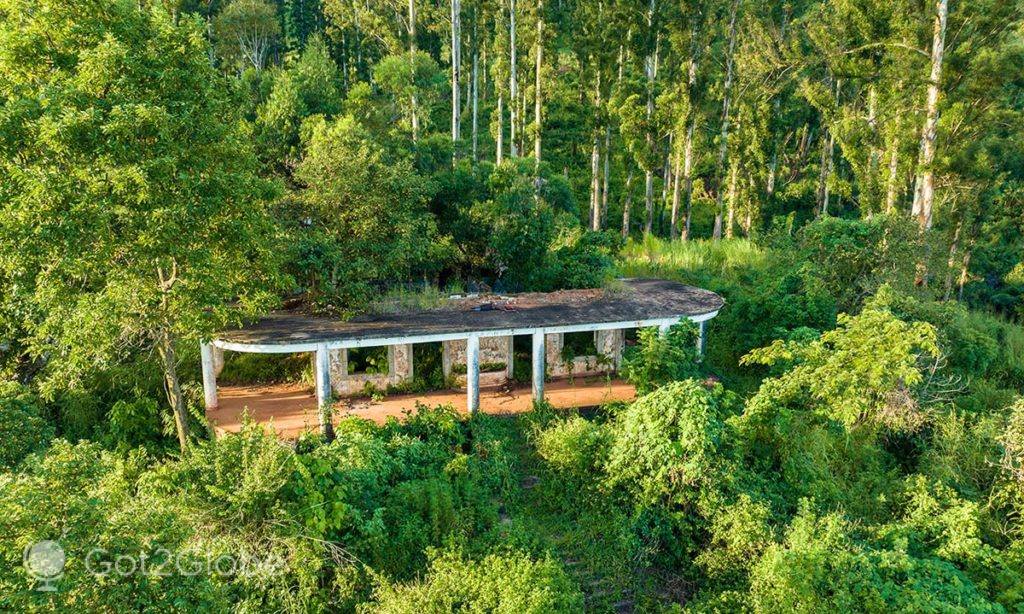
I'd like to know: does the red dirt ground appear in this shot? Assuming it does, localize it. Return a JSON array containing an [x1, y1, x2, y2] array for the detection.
[[208, 378, 636, 438]]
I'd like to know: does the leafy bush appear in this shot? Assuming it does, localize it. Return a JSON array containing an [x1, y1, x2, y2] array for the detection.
[[0, 382, 53, 469], [606, 380, 730, 507], [749, 505, 1001, 613], [742, 308, 939, 433], [218, 352, 309, 385], [620, 323, 702, 395], [0, 441, 227, 610], [367, 548, 584, 613], [534, 416, 611, 483], [106, 397, 165, 453]]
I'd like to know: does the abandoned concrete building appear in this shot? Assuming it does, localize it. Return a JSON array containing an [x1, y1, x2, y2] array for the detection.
[[201, 278, 724, 435]]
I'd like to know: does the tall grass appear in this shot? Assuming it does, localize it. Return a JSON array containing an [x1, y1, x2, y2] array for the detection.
[[367, 282, 465, 315], [617, 236, 767, 285]]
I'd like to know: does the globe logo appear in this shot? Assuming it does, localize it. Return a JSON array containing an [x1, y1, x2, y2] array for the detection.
[[23, 540, 65, 592]]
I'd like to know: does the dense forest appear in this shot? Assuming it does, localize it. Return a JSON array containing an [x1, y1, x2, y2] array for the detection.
[[1, 0, 1023, 611]]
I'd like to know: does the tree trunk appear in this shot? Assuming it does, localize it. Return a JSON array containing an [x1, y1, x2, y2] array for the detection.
[[943, 214, 963, 300], [885, 134, 900, 212], [660, 132, 673, 234], [509, 0, 518, 158], [643, 0, 659, 235], [957, 247, 972, 301], [534, 0, 543, 167], [496, 93, 504, 163], [409, 0, 419, 142], [590, 134, 601, 230], [681, 45, 698, 242], [817, 125, 834, 216], [865, 84, 881, 212], [712, 0, 739, 240], [590, 69, 602, 229], [621, 169, 634, 238], [765, 6, 789, 200], [472, 45, 479, 160], [682, 118, 696, 241], [601, 125, 611, 227], [911, 0, 948, 231], [157, 328, 190, 454], [670, 148, 682, 239], [451, 0, 461, 148], [725, 162, 738, 239]]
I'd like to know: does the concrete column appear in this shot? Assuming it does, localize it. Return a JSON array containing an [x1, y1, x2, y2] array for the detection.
[[466, 335, 480, 413], [199, 342, 218, 410], [531, 331, 545, 400], [315, 345, 333, 436], [595, 329, 624, 370], [697, 319, 707, 359], [210, 344, 225, 376], [389, 343, 414, 383]]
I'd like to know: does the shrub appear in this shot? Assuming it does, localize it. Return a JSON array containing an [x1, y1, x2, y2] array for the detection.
[[620, 323, 701, 395], [0, 382, 53, 469], [106, 397, 165, 453], [749, 505, 1001, 613], [534, 416, 611, 483], [742, 308, 939, 433], [366, 548, 584, 613], [217, 352, 309, 385], [0, 441, 226, 610], [606, 380, 728, 507]]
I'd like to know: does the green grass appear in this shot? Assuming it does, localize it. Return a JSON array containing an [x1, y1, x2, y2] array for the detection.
[[617, 236, 767, 284], [366, 283, 465, 315]]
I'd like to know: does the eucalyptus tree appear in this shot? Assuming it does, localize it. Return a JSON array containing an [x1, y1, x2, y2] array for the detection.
[[214, 0, 282, 71], [710, 0, 740, 239], [0, 0, 284, 452], [910, 0, 948, 231]]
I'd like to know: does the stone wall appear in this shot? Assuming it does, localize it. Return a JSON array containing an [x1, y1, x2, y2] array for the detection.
[[443, 336, 513, 387], [328, 344, 414, 397], [545, 331, 622, 378]]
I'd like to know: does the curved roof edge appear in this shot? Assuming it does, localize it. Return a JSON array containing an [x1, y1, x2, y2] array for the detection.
[[214, 278, 724, 353]]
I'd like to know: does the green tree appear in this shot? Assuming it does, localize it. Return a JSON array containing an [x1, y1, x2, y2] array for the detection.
[[214, 0, 282, 71], [742, 307, 939, 433], [0, 1, 284, 452], [292, 116, 436, 308]]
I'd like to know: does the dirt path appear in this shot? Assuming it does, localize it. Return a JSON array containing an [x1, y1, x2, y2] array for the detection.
[[208, 378, 636, 438]]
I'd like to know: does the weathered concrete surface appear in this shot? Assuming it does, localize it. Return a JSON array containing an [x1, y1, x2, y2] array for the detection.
[[217, 279, 723, 347]]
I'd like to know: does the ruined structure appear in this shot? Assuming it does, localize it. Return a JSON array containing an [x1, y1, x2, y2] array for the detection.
[[202, 278, 724, 434]]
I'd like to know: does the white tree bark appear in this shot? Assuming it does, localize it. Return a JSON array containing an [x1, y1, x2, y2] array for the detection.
[[725, 162, 738, 238], [712, 0, 739, 240], [591, 135, 601, 230], [601, 125, 611, 227], [911, 0, 948, 231], [885, 135, 900, 212], [472, 44, 479, 160], [621, 169, 634, 238], [509, 0, 518, 158], [681, 44, 698, 241], [496, 93, 505, 163], [451, 0, 461, 147], [643, 30, 659, 234], [534, 0, 543, 166], [409, 0, 419, 142]]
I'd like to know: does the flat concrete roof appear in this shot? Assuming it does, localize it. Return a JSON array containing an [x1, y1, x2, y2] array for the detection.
[[213, 278, 724, 352]]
